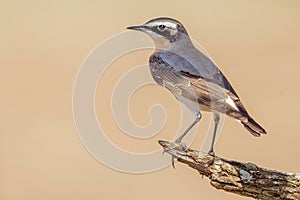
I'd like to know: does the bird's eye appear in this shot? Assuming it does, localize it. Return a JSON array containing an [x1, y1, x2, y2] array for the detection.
[[158, 25, 166, 31]]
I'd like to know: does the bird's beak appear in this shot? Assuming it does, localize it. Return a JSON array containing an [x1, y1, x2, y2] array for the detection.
[[127, 25, 145, 31]]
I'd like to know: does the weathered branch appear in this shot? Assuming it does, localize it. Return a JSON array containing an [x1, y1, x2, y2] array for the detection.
[[158, 140, 300, 200]]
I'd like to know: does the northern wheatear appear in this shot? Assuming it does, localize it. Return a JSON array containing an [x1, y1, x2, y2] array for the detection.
[[127, 17, 266, 158]]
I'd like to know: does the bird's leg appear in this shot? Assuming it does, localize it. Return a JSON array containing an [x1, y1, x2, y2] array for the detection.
[[175, 112, 202, 144], [208, 112, 220, 156], [170, 112, 202, 168]]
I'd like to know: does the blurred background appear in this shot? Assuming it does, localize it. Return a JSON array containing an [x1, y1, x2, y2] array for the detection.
[[1, 0, 300, 199]]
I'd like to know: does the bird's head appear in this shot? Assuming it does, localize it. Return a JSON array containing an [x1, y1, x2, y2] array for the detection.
[[127, 17, 190, 50]]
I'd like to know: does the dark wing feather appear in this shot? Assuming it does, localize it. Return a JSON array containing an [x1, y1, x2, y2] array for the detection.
[[149, 52, 242, 113], [149, 51, 266, 136], [155, 51, 239, 97], [149, 53, 206, 105]]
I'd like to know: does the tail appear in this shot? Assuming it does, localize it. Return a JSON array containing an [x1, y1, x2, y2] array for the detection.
[[241, 117, 267, 137]]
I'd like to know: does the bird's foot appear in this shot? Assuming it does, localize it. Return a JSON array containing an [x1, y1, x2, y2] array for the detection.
[[208, 149, 215, 157], [170, 142, 188, 169], [160, 140, 189, 168], [197, 149, 216, 166], [174, 142, 188, 151]]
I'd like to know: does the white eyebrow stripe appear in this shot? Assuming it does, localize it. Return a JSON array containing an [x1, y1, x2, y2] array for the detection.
[[146, 21, 177, 29]]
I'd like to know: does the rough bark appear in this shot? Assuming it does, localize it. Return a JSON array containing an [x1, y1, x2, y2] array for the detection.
[[159, 140, 300, 200]]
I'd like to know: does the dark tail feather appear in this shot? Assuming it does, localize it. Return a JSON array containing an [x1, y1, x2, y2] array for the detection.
[[241, 117, 267, 137]]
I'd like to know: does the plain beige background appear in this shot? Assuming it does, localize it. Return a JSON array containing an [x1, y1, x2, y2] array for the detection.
[[1, 0, 300, 199]]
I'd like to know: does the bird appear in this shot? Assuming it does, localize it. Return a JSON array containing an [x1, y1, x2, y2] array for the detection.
[[127, 17, 266, 158]]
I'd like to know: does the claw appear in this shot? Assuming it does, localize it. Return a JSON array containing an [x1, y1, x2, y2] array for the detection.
[[171, 142, 188, 169], [171, 156, 175, 169], [208, 149, 215, 157], [160, 141, 188, 169], [180, 143, 188, 151], [162, 146, 172, 155], [174, 142, 188, 152], [162, 148, 169, 155]]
